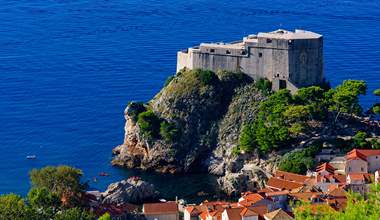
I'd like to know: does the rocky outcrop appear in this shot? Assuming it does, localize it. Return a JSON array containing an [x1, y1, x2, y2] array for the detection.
[[101, 177, 159, 205], [112, 69, 272, 194], [112, 69, 260, 175]]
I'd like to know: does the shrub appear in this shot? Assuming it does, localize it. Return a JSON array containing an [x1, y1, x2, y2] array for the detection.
[[194, 69, 218, 86], [160, 121, 179, 143], [278, 146, 319, 174], [54, 207, 95, 220], [127, 102, 146, 122], [137, 110, 161, 140], [254, 78, 272, 95]]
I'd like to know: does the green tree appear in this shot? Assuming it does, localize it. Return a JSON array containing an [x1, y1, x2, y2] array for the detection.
[[0, 194, 30, 220], [54, 207, 95, 220], [283, 105, 310, 134], [328, 80, 367, 122], [27, 187, 61, 219], [239, 124, 256, 152], [29, 166, 87, 207], [137, 110, 161, 139], [253, 89, 292, 152], [351, 131, 370, 148], [294, 86, 327, 119]]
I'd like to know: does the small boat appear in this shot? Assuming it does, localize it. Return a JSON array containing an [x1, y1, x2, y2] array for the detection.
[[93, 177, 97, 182], [99, 172, 110, 177], [26, 155, 37, 159]]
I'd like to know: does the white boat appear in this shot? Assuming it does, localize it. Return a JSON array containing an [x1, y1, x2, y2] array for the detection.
[[26, 155, 37, 159]]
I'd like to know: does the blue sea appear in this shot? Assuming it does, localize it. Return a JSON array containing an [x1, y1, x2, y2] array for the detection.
[[0, 0, 379, 202]]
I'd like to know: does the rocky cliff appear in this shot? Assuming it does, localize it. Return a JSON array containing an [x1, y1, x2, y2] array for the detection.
[[112, 69, 380, 195], [112, 69, 277, 194]]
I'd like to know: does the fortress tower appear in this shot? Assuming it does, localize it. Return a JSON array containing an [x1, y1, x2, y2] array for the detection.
[[177, 29, 323, 92]]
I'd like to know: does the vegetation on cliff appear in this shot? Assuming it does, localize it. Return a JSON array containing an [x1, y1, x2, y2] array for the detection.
[[113, 68, 380, 193], [236, 80, 369, 155]]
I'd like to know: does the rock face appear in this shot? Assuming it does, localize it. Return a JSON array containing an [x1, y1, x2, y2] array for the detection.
[[112, 69, 273, 194], [101, 178, 159, 205]]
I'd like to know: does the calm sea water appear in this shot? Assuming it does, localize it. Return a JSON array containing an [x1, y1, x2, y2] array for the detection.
[[0, 0, 379, 202]]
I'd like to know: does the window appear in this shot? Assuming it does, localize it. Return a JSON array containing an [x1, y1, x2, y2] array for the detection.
[[361, 167, 364, 171], [349, 167, 352, 171], [266, 39, 272, 43], [210, 49, 215, 53], [226, 50, 231, 54], [241, 50, 247, 55], [258, 52, 262, 57], [279, 80, 287, 89]]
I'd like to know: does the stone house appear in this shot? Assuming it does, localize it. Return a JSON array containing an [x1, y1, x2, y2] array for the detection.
[[345, 149, 380, 173]]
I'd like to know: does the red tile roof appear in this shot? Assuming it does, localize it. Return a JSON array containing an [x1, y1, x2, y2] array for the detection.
[[266, 178, 304, 191], [316, 163, 335, 174], [143, 202, 178, 215], [346, 149, 380, 161], [274, 170, 310, 183], [240, 207, 258, 217]]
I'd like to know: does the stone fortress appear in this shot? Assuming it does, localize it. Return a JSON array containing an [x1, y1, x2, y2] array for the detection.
[[177, 29, 323, 92]]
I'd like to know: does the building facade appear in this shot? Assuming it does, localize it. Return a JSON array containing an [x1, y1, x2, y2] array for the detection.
[[177, 29, 323, 92]]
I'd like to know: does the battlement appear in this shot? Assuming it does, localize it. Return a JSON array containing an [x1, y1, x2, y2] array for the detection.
[[177, 29, 323, 92]]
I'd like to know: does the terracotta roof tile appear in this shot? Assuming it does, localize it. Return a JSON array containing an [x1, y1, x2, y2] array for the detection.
[[266, 178, 304, 191], [143, 202, 178, 215], [274, 171, 310, 183]]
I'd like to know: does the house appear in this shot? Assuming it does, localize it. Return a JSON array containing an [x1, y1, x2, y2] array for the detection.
[[222, 207, 259, 220], [263, 209, 294, 220], [345, 173, 373, 195], [143, 202, 179, 220], [329, 156, 346, 174], [312, 163, 346, 192], [345, 149, 380, 173]]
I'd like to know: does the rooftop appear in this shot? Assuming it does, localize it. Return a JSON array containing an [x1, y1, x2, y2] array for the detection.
[[258, 29, 322, 40], [143, 202, 178, 215]]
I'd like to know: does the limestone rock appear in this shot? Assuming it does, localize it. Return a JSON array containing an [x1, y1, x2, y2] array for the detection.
[[101, 178, 159, 205]]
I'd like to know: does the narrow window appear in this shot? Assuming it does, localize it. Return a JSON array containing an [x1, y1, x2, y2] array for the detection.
[[226, 50, 231, 54], [258, 52, 262, 57], [266, 39, 272, 43], [210, 49, 215, 53], [361, 167, 364, 171]]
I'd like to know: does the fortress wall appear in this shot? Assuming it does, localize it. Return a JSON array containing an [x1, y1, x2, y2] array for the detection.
[[191, 52, 243, 73], [289, 38, 323, 87], [177, 51, 193, 72]]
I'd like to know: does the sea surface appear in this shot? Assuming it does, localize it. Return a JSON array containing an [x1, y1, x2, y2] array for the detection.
[[0, 0, 379, 202]]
